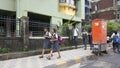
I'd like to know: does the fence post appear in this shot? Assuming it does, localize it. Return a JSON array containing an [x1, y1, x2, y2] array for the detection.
[[6, 17, 11, 37], [20, 16, 29, 49]]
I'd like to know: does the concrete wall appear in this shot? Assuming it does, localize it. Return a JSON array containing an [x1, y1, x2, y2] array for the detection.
[[77, 0, 85, 19], [20, 0, 84, 21], [91, 0, 113, 11], [0, 0, 15, 11], [92, 10, 115, 20], [0, 0, 85, 22], [29, 38, 83, 50]]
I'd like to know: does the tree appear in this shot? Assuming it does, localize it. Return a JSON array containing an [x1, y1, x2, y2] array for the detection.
[[58, 16, 75, 36], [107, 21, 120, 35], [84, 23, 92, 29], [83, 23, 92, 32]]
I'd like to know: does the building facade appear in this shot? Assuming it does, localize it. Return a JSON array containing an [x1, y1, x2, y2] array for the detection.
[[0, 0, 85, 51], [85, 0, 91, 24], [114, 0, 120, 22], [0, 0, 85, 37], [91, 0, 115, 21]]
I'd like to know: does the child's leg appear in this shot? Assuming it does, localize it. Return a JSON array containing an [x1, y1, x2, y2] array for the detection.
[[50, 48, 53, 56], [39, 49, 45, 58], [57, 50, 61, 59], [50, 49, 53, 57]]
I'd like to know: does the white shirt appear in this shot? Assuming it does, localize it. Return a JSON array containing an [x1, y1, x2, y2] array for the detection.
[[52, 33, 58, 39], [45, 31, 52, 36], [111, 33, 120, 38], [107, 36, 110, 41], [73, 28, 79, 36]]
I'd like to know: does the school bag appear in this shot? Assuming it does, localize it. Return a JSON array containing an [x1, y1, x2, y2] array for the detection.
[[58, 36, 62, 45], [113, 35, 118, 43], [116, 38, 120, 44]]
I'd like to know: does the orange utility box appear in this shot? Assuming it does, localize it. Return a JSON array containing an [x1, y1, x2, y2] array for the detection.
[[92, 19, 107, 45]]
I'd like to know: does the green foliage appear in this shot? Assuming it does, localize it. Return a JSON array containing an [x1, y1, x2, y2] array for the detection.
[[84, 23, 92, 29], [0, 47, 2, 53], [0, 47, 10, 53], [20, 46, 28, 52], [58, 16, 75, 36], [63, 16, 75, 27], [60, 44, 65, 48], [107, 21, 120, 34]]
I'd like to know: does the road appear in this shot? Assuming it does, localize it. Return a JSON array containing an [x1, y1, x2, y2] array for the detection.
[[69, 49, 120, 68]]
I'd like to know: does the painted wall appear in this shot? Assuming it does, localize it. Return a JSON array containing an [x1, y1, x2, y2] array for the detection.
[[0, 0, 85, 21], [0, 0, 15, 11], [21, 0, 84, 21], [59, 3, 76, 15]]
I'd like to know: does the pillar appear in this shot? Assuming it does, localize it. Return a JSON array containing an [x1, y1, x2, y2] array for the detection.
[[50, 16, 63, 29], [16, 0, 27, 37], [6, 17, 11, 37], [20, 16, 29, 46], [76, 0, 85, 19]]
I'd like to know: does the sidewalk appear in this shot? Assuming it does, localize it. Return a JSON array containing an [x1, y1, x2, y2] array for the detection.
[[0, 48, 93, 68]]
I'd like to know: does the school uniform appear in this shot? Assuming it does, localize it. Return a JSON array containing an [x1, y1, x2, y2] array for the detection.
[[107, 36, 110, 43], [88, 32, 92, 49], [73, 28, 79, 49], [43, 31, 51, 49], [51, 33, 59, 51], [82, 31, 88, 50]]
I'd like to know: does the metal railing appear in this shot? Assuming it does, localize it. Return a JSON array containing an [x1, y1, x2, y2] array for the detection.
[[29, 21, 70, 37], [0, 16, 17, 37], [29, 21, 50, 37]]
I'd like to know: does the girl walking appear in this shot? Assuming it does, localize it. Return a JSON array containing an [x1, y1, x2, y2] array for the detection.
[[82, 29, 88, 50], [47, 28, 61, 60]]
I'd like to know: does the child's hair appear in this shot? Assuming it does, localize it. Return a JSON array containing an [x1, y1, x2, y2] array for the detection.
[[44, 27, 48, 30], [114, 31, 117, 35], [52, 28, 56, 33]]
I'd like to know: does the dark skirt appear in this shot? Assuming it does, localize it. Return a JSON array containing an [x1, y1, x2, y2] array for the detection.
[[107, 40, 111, 43], [43, 39, 51, 49], [51, 42, 59, 51], [113, 42, 118, 49]]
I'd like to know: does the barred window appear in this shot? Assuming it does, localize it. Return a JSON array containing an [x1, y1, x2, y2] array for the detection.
[[66, 0, 75, 5], [59, 0, 66, 3], [59, 0, 75, 5]]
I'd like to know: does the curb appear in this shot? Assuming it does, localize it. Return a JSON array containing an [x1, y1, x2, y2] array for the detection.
[[44, 47, 112, 68], [0, 45, 84, 60], [44, 54, 95, 68]]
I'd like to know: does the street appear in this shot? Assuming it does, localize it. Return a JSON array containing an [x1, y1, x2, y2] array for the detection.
[[69, 49, 120, 68], [0, 0, 120, 68]]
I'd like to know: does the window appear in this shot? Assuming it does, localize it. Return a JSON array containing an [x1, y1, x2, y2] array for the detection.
[[59, 0, 66, 3], [66, 0, 75, 5], [70, 0, 75, 5], [59, 0, 75, 5], [59, 0, 76, 15]]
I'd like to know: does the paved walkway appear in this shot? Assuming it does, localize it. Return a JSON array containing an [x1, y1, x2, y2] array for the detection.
[[0, 48, 92, 68], [69, 48, 120, 68]]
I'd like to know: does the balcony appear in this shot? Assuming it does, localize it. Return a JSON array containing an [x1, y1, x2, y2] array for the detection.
[[59, 2, 76, 15]]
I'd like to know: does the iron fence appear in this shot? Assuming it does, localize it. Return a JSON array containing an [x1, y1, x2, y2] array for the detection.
[[29, 21, 70, 37], [0, 16, 17, 37], [29, 21, 50, 37]]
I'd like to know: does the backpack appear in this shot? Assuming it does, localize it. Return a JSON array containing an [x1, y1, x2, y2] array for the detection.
[[113, 35, 118, 43], [58, 36, 62, 45], [116, 38, 120, 44]]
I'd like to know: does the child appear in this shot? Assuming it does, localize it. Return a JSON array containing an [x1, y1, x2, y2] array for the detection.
[[39, 28, 52, 58], [47, 28, 61, 60]]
